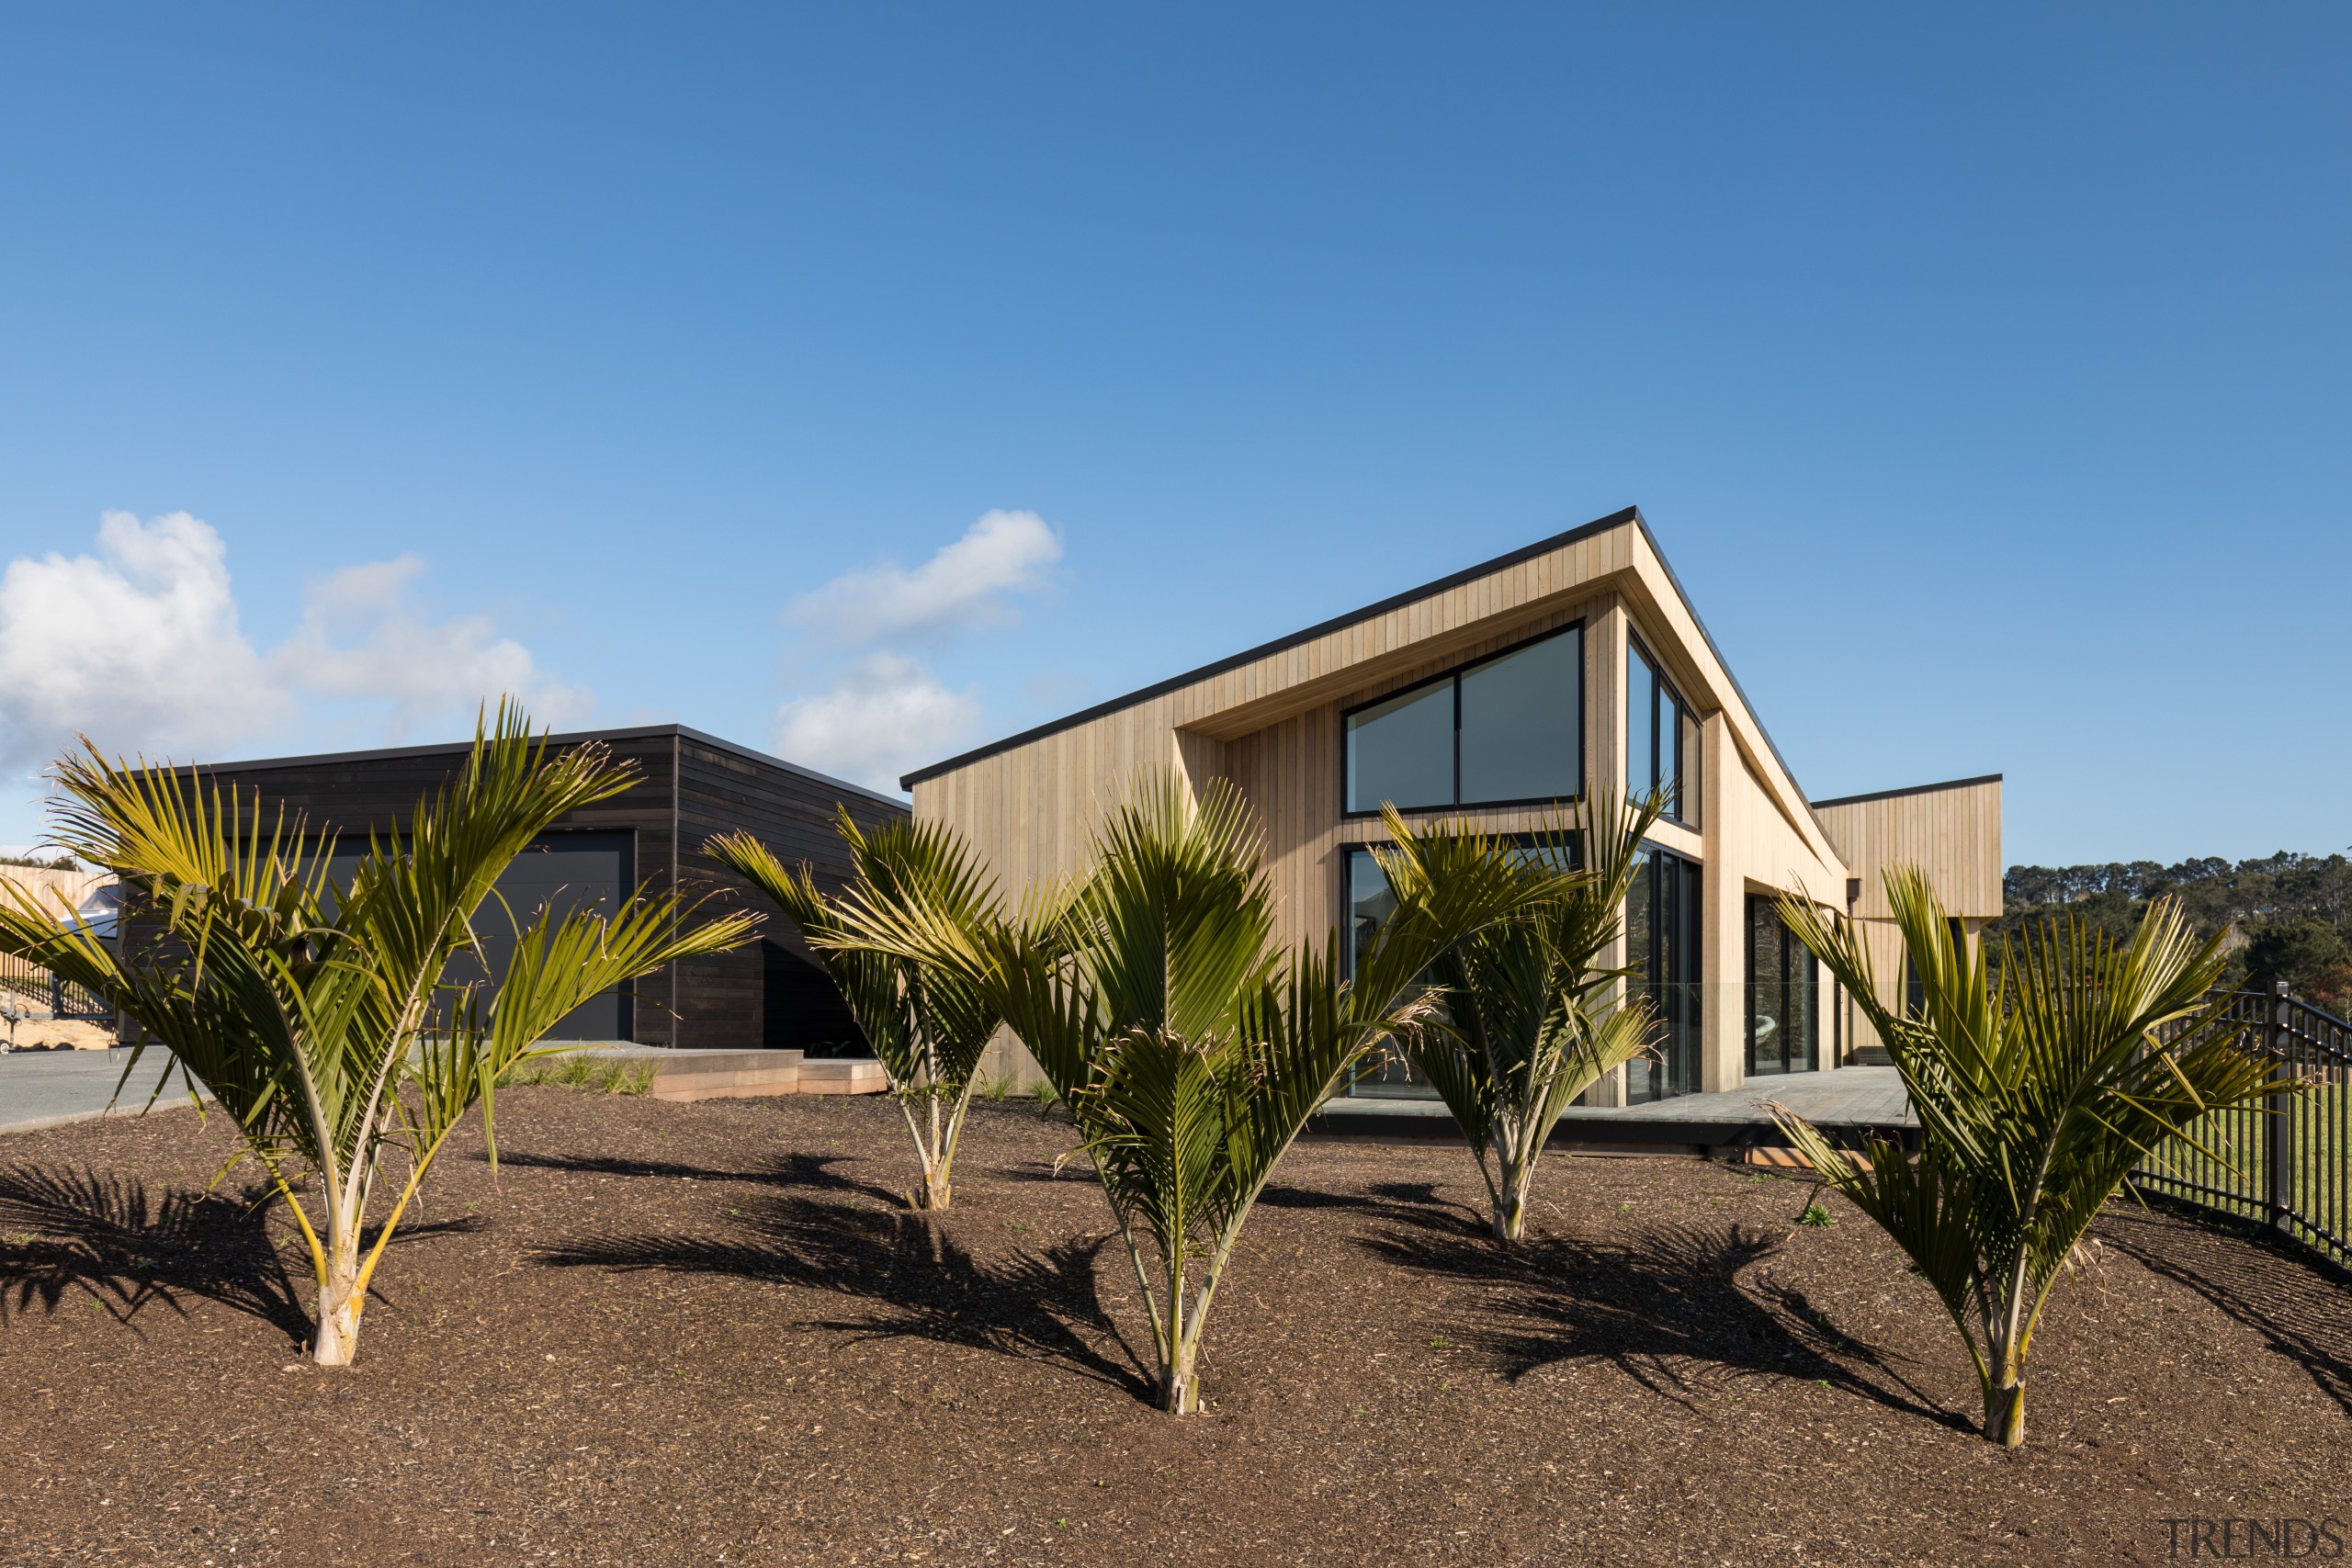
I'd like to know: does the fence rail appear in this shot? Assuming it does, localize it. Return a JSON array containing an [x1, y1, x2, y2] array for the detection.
[[2133, 984, 2352, 1269], [0, 950, 113, 1024]]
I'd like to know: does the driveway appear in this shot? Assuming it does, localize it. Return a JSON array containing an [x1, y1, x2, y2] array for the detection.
[[0, 1047, 204, 1136]]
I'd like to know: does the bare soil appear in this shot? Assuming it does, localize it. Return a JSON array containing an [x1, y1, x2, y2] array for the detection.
[[0, 1088, 2346, 1566]]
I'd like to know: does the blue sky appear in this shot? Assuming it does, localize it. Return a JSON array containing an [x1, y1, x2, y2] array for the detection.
[[0, 5, 2345, 868]]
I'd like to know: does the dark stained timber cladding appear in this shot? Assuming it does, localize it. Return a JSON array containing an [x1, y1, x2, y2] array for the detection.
[[136, 726, 909, 1053], [160, 733, 675, 1042], [675, 738, 910, 1053]]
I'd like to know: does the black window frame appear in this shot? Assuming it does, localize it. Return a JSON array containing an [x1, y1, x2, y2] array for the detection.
[[1744, 891, 1819, 1077], [1339, 620, 1586, 819], [1902, 917, 1966, 1020], [1335, 831, 1583, 1099], [1335, 830, 1583, 983], [1626, 840, 1704, 1103], [1626, 632, 1699, 829]]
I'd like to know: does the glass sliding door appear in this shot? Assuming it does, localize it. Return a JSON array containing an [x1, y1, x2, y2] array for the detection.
[[1745, 895, 1817, 1077], [1340, 845, 1431, 1097], [1335, 831, 1580, 1100], [1626, 844, 1702, 1102]]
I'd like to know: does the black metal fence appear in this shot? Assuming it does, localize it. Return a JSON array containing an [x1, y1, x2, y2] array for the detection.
[[2133, 983, 2352, 1268], [0, 950, 112, 1024]]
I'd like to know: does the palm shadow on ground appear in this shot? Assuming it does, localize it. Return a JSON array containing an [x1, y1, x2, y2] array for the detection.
[[537, 1183, 1152, 1401], [0, 1163, 308, 1341], [486, 1148, 904, 1208], [1357, 1189, 1969, 1428], [0, 1163, 485, 1346], [2099, 1201, 2352, 1416]]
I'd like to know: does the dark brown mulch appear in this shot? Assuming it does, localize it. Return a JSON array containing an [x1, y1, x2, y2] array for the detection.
[[0, 1089, 2346, 1567]]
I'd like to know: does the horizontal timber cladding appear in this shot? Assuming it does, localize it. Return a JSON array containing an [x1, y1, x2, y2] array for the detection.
[[673, 733, 910, 1055], [174, 725, 907, 1053]]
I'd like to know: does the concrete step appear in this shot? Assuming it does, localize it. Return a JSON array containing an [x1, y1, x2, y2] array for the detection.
[[571, 1044, 890, 1100], [797, 1057, 890, 1096]]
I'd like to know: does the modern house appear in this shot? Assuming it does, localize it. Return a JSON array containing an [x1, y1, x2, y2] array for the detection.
[[902, 506, 2002, 1102], [166, 724, 909, 1054]]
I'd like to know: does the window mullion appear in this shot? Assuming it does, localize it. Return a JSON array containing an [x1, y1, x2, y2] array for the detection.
[[1452, 674, 1462, 807]]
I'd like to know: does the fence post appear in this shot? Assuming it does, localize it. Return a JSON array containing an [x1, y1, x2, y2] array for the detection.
[[2268, 980, 2296, 1235], [51, 970, 62, 1020]]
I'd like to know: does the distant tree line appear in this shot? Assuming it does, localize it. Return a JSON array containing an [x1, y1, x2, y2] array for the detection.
[[1990, 851, 2352, 1014], [0, 852, 78, 871]]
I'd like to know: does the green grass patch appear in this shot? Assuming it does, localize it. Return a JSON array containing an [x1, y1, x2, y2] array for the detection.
[[497, 1054, 656, 1096]]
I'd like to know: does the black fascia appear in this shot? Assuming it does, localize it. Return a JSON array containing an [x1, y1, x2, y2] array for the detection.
[[899, 506, 1640, 790], [1809, 773, 2005, 810], [168, 723, 907, 810]]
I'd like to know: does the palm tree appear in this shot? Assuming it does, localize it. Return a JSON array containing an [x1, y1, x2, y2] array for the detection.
[[1377, 790, 1667, 1240], [1772, 867, 2290, 1445], [0, 705, 757, 1366], [821, 775, 1541, 1412], [707, 810, 1003, 1210]]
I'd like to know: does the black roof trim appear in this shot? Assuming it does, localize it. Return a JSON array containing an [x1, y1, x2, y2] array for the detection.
[[1810, 773, 2005, 810], [187, 723, 909, 810], [899, 506, 1643, 788], [1623, 513, 1823, 838]]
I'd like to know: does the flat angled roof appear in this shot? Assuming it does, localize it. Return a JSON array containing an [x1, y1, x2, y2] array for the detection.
[[1811, 773, 2004, 810], [899, 504, 1828, 825], [188, 723, 908, 810], [900, 506, 1644, 788]]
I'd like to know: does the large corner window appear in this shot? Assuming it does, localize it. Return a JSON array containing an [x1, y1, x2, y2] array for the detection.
[[1746, 894, 1818, 1077], [1343, 625, 1583, 816], [1626, 637, 1700, 826]]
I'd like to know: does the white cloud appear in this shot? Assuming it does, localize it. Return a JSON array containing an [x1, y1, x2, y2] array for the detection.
[[0, 513, 591, 785], [770, 510, 1066, 793], [784, 509, 1061, 645], [0, 511, 294, 775], [773, 652, 982, 792], [273, 556, 594, 739]]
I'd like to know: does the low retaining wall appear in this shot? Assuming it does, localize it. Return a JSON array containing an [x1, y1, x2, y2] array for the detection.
[[572, 1045, 888, 1102]]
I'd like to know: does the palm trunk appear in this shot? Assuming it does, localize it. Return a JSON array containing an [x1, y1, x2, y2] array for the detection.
[[1984, 1377, 2025, 1447], [313, 1236, 362, 1367], [1161, 1336, 1200, 1414], [1494, 1151, 1533, 1241], [1494, 1190, 1527, 1241], [915, 1162, 953, 1211], [1981, 1308, 2027, 1445], [1155, 1235, 1208, 1415]]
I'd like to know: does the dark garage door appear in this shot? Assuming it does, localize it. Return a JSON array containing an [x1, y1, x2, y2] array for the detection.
[[328, 831, 635, 1041]]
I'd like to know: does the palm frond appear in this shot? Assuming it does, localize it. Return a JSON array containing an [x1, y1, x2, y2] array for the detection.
[[20, 701, 752, 1365], [1773, 865, 2290, 1444]]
